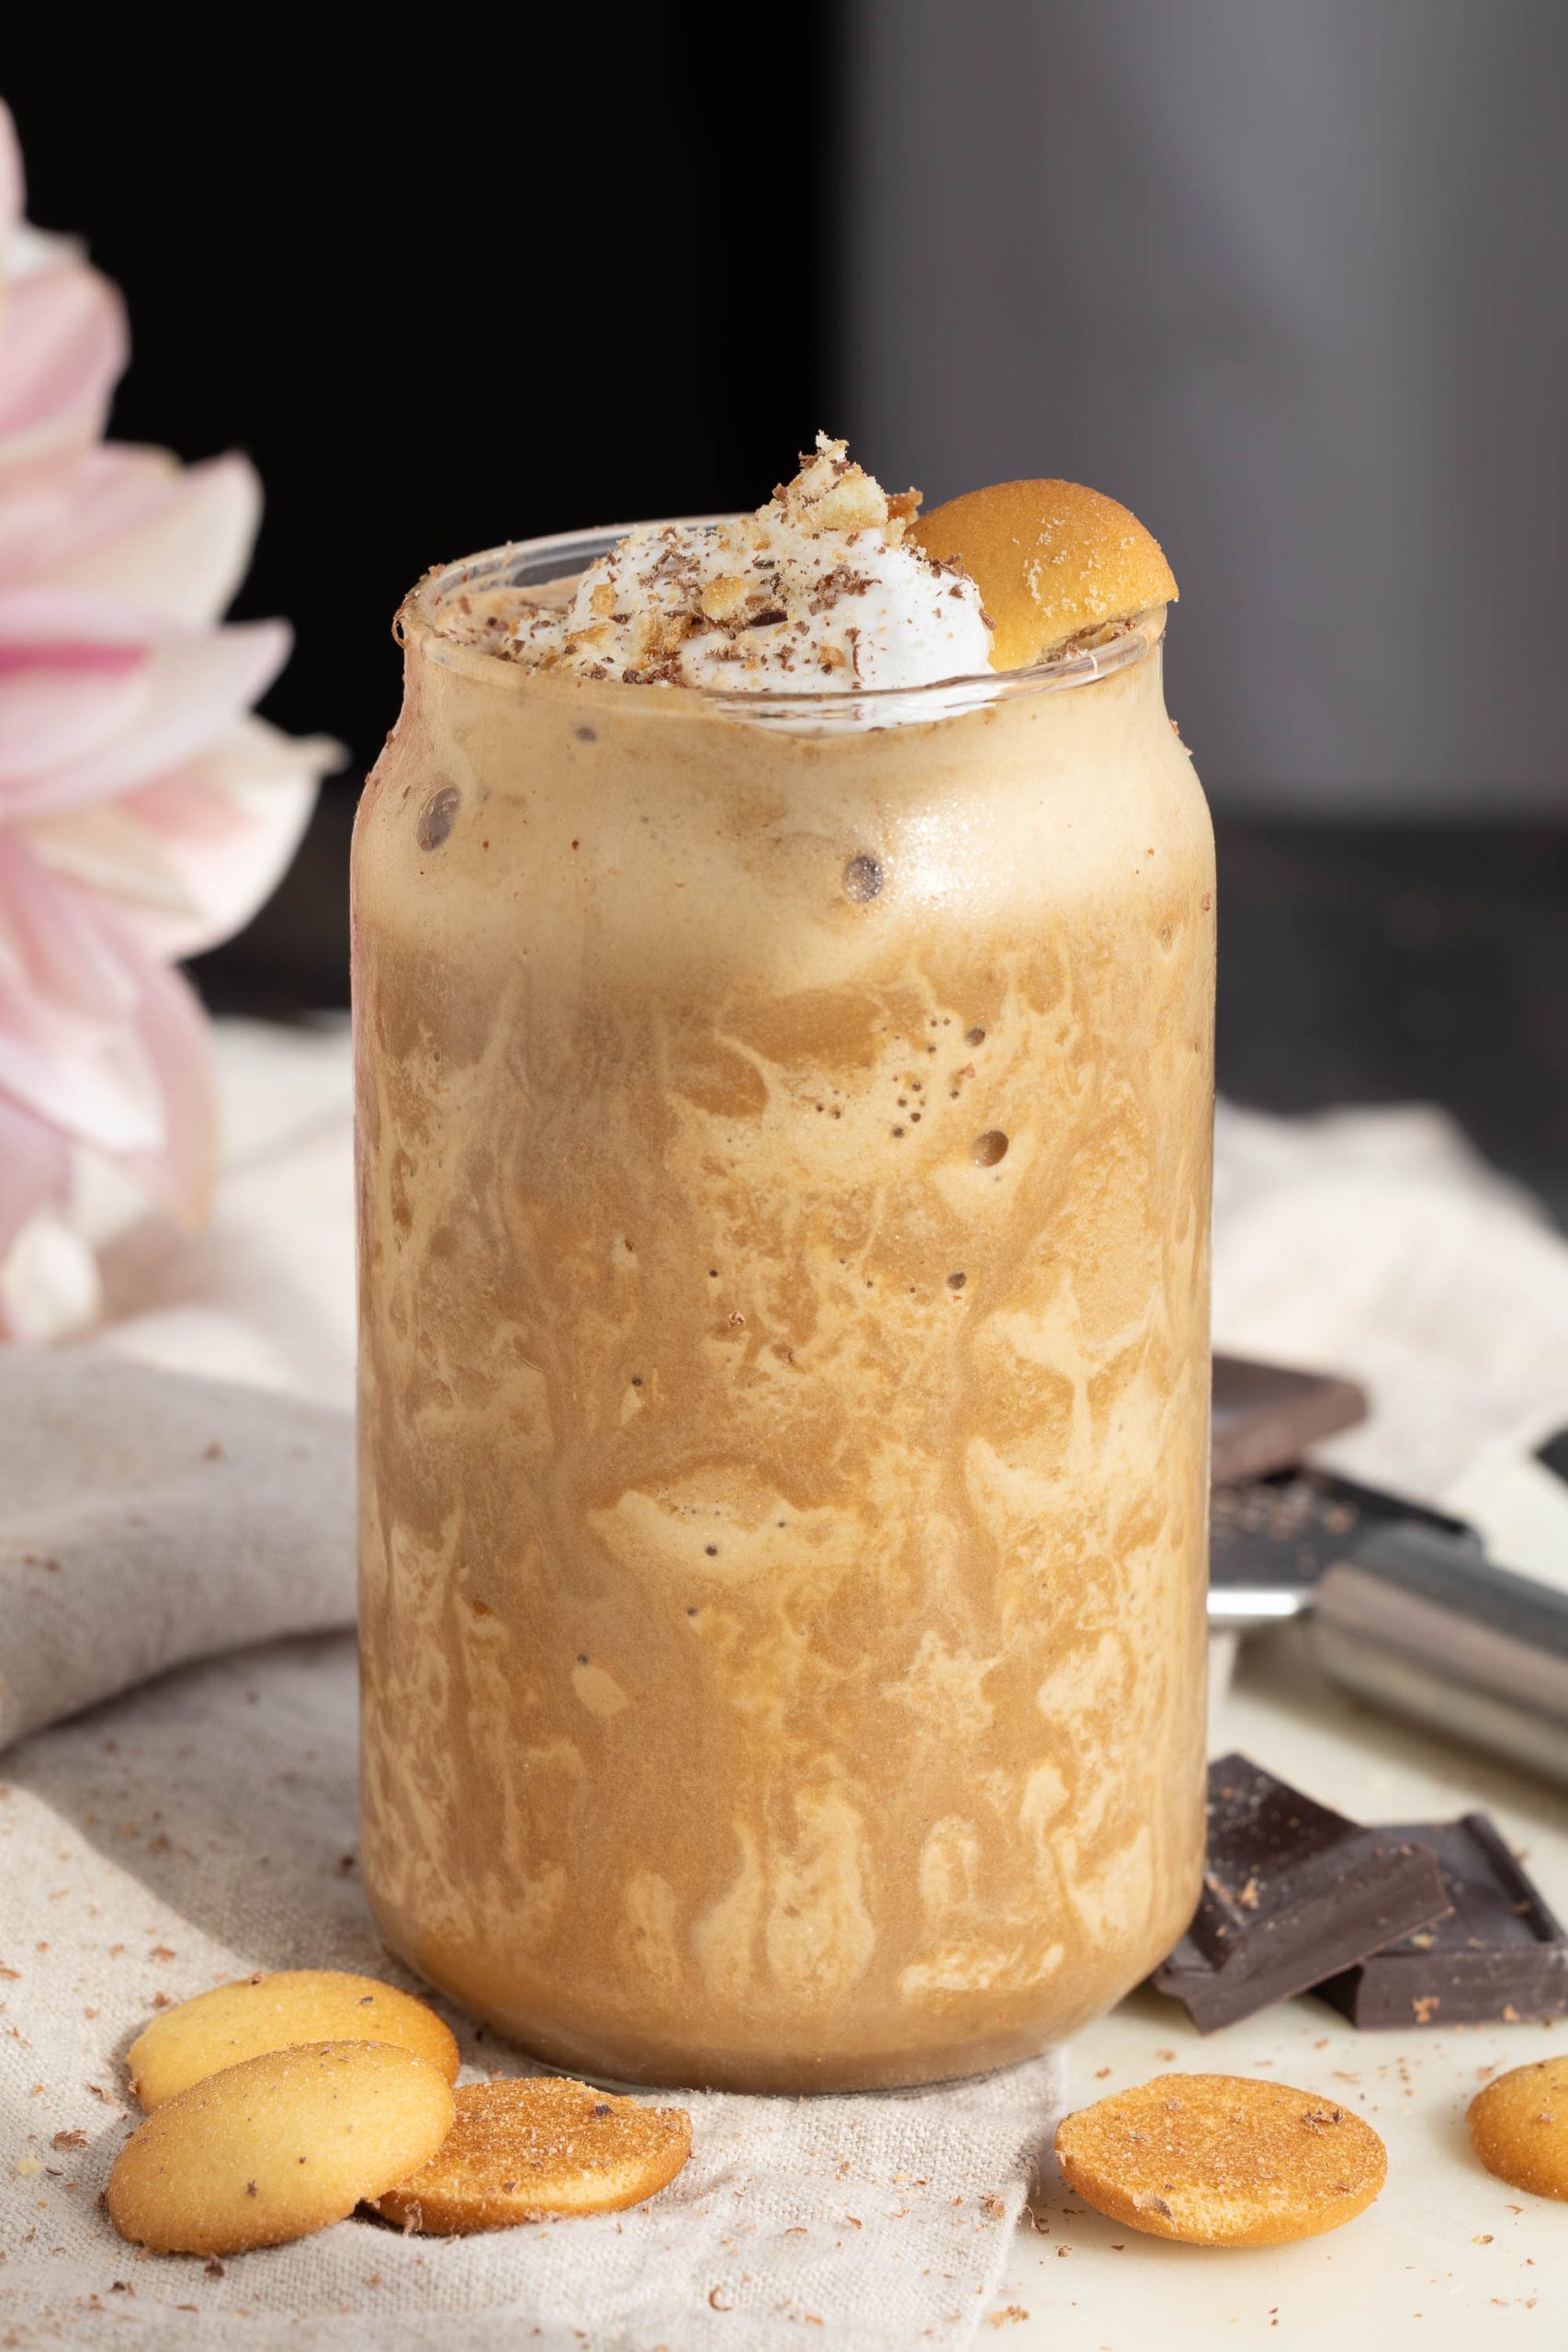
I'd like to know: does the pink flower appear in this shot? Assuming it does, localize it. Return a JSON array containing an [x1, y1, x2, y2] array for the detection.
[[0, 103, 335, 1317]]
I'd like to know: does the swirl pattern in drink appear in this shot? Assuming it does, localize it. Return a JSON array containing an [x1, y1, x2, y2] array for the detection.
[[354, 443, 1214, 2090]]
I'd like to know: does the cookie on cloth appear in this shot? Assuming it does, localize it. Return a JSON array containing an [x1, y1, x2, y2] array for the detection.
[[1469, 2055, 1568, 2199], [128, 1969, 459, 2109], [1055, 2072, 1386, 2247], [373, 2075, 692, 2233], [107, 2040, 456, 2256]]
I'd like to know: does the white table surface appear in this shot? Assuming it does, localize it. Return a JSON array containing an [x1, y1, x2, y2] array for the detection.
[[990, 1591, 1567, 2348], [55, 1023, 1567, 2346]]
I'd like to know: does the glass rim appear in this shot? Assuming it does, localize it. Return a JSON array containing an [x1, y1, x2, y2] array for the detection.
[[399, 518, 1167, 720]]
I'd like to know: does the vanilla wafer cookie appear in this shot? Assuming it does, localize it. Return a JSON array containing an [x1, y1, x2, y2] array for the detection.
[[108, 2040, 456, 2256], [1469, 2055, 1568, 2200], [374, 2076, 691, 2233], [128, 1969, 458, 2109], [1055, 2072, 1385, 2247]]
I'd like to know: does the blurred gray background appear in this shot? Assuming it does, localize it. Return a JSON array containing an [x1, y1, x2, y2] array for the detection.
[[843, 0, 1566, 815]]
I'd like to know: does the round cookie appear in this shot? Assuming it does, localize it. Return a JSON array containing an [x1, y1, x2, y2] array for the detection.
[[912, 480, 1178, 670], [1469, 2055, 1568, 2199], [107, 2040, 456, 2256], [1055, 2073, 1386, 2248], [128, 1970, 459, 2109], [372, 2076, 692, 2233]]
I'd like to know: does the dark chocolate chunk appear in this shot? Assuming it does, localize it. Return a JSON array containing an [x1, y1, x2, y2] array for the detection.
[[1314, 1814, 1568, 2028], [1152, 1756, 1450, 2032], [1210, 1355, 1368, 1486]]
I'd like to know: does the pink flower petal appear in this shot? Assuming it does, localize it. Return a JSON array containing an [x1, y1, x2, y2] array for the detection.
[[99, 910, 219, 1221], [0, 1091, 70, 1268], [0, 839, 162, 1151], [0, 256, 127, 444], [0, 965, 163, 1156], [35, 447, 264, 626], [0, 474, 77, 582], [0, 582, 184, 646], [0, 606, 291, 814], [0, 412, 107, 582], [0, 105, 311, 1252], [0, 450, 130, 583], [19, 716, 335, 959], [15, 796, 206, 926], [130, 721, 335, 956], [0, 828, 136, 1019], [0, 643, 148, 781], [0, 584, 158, 793], [0, 249, 130, 588], [0, 102, 23, 252], [0, 835, 217, 1215]]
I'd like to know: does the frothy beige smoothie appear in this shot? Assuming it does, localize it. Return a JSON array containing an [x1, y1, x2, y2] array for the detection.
[[354, 448, 1214, 2091]]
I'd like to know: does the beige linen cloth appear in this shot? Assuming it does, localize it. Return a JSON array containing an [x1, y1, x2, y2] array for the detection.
[[5, 1020, 1568, 2349]]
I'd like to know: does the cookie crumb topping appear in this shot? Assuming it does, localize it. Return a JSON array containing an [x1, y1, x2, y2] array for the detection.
[[479, 435, 993, 692]]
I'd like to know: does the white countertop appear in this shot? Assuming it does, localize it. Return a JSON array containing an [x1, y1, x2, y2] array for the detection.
[[992, 1590, 1567, 2348]]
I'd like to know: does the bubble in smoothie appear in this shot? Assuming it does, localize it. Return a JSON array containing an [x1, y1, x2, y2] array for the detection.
[[416, 786, 461, 852], [971, 1130, 1009, 1167]]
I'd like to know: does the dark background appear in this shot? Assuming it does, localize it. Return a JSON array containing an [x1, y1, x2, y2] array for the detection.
[[5, 24, 835, 1007], [6, 12, 1566, 1218]]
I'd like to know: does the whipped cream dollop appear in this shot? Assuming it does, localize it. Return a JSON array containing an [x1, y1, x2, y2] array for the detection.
[[511, 436, 992, 691]]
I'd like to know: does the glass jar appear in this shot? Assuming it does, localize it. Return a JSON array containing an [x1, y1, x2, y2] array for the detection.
[[353, 526, 1214, 2092]]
